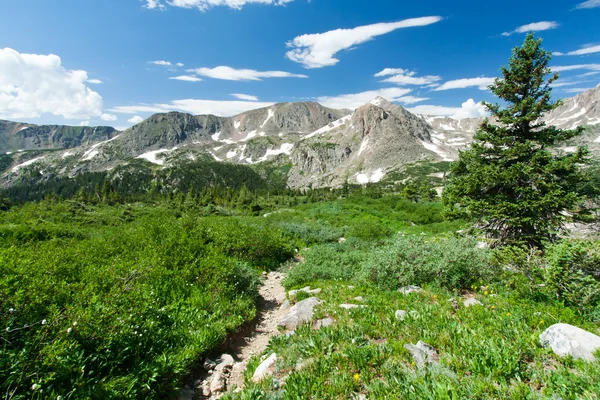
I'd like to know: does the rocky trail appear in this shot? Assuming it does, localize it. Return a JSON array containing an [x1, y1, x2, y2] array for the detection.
[[180, 271, 290, 399]]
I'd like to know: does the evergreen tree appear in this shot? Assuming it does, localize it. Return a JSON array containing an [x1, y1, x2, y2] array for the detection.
[[443, 34, 589, 248]]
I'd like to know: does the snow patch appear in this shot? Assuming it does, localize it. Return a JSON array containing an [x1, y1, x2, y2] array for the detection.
[[594, 136, 600, 143], [213, 146, 223, 151], [562, 146, 578, 153], [18, 126, 29, 132], [587, 118, 600, 126], [370, 97, 384, 106], [226, 149, 238, 159], [12, 156, 45, 171], [261, 109, 274, 128], [355, 169, 385, 184], [558, 108, 587, 122], [303, 114, 352, 140], [136, 147, 178, 165], [420, 140, 452, 161], [211, 152, 223, 161], [234, 120, 241, 129], [62, 151, 75, 159], [255, 143, 294, 163], [81, 135, 120, 161], [211, 131, 221, 141], [358, 138, 369, 156], [370, 168, 385, 183]]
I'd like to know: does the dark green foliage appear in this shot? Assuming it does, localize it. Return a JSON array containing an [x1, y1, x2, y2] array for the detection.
[[443, 34, 589, 248]]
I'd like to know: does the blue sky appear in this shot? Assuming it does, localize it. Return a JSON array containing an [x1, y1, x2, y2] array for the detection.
[[0, 0, 599, 129]]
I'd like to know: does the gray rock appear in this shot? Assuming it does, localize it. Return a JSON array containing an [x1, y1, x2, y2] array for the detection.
[[314, 317, 335, 330], [339, 304, 366, 310], [463, 298, 483, 307], [539, 323, 600, 361], [404, 341, 439, 368], [278, 297, 321, 331], [289, 286, 322, 299], [214, 353, 234, 371], [229, 361, 247, 389], [395, 310, 408, 321], [252, 353, 277, 383], [279, 299, 291, 311], [398, 285, 422, 294], [209, 369, 226, 394]]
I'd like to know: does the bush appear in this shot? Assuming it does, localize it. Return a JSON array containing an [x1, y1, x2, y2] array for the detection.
[[545, 240, 600, 314]]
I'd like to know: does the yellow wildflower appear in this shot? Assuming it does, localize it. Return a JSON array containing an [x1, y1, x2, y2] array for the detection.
[[353, 373, 360, 381]]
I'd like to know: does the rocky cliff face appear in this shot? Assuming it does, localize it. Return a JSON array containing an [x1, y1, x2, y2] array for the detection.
[[0, 120, 118, 153], [2, 85, 600, 191]]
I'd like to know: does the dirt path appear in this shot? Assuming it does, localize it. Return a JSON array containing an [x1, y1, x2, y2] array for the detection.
[[230, 271, 287, 361], [184, 271, 288, 399]]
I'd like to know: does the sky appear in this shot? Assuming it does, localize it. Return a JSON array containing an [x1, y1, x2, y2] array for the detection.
[[0, 0, 599, 130]]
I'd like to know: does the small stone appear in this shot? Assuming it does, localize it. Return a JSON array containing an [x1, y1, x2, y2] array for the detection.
[[252, 353, 277, 383], [339, 304, 366, 310], [463, 298, 483, 307], [404, 340, 439, 368], [215, 354, 234, 371], [314, 317, 334, 330], [398, 285, 422, 294], [540, 323, 600, 361], [209, 369, 226, 394], [395, 310, 408, 321], [229, 361, 247, 389]]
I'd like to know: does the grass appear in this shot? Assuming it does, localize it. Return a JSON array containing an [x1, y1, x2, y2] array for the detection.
[[227, 282, 600, 399]]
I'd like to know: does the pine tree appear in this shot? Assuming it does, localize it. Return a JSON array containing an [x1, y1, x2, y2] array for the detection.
[[443, 34, 589, 248]]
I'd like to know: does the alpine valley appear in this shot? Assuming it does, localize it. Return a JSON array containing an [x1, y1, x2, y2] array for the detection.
[[2, 83, 599, 194]]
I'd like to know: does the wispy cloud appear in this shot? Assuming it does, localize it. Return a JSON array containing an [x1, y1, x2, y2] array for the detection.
[[168, 75, 202, 82], [552, 64, 600, 72], [86, 79, 103, 84], [375, 68, 441, 86], [561, 87, 593, 93], [286, 16, 443, 69], [145, 0, 294, 11], [407, 99, 489, 119], [148, 60, 184, 67], [554, 44, 600, 56], [111, 99, 274, 117], [575, 0, 600, 9], [316, 87, 425, 109], [188, 66, 307, 81], [433, 77, 495, 91], [502, 21, 559, 36], [231, 93, 259, 101]]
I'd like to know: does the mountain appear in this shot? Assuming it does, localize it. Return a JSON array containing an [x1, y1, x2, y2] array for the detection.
[[2, 85, 600, 192], [0, 120, 118, 153]]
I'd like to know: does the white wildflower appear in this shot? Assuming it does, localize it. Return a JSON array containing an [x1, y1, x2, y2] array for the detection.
[[67, 327, 72, 333], [41, 319, 47, 325]]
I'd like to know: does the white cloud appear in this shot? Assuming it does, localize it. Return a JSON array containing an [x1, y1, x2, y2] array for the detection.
[[188, 66, 308, 81], [112, 99, 274, 117], [128, 116, 144, 124], [286, 16, 443, 69], [87, 79, 103, 84], [100, 113, 118, 121], [502, 21, 559, 36], [433, 77, 495, 91], [147, 0, 294, 11], [79, 121, 90, 126], [552, 64, 600, 72], [231, 93, 259, 101], [408, 99, 489, 119], [168, 75, 202, 82], [576, 0, 600, 8], [561, 87, 593, 94], [555, 44, 600, 56], [0, 47, 103, 119], [375, 68, 442, 86], [148, 60, 172, 66], [316, 87, 414, 109], [175, 62, 184, 67]]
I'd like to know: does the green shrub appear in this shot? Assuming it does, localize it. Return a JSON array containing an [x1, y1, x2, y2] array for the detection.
[[545, 240, 600, 314]]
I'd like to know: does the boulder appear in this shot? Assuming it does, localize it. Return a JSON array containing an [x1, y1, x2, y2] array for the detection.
[[278, 297, 321, 331], [289, 286, 322, 300], [539, 323, 600, 361], [214, 354, 235, 371], [314, 317, 335, 330], [395, 310, 408, 321], [252, 353, 277, 383], [279, 299, 291, 311], [463, 298, 483, 307], [404, 341, 439, 368], [398, 285, 422, 294]]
